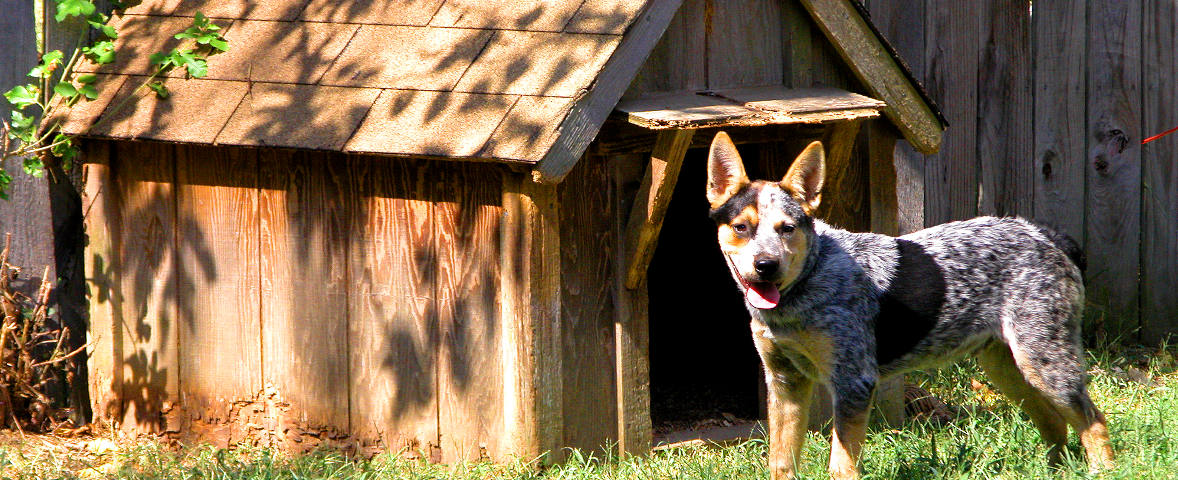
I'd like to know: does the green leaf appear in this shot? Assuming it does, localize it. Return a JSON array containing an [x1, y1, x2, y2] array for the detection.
[[51, 135, 78, 169], [185, 58, 208, 78], [0, 170, 11, 201], [27, 64, 49, 79], [147, 81, 169, 99], [23, 156, 45, 178], [8, 111, 35, 143], [54, 0, 96, 22], [208, 37, 229, 52], [3, 85, 39, 109], [53, 82, 78, 99], [149, 51, 170, 66], [27, 51, 63, 78], [77, 74, 97, 84], [82, 40, 115, 64], [42, 50, 64, 64], [86, 12, 117, 38], [78, 84, 99, 100], [10, 111, 34, 130]]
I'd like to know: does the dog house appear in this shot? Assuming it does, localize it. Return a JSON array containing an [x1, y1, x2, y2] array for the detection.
[[67, 0, 943, 461]]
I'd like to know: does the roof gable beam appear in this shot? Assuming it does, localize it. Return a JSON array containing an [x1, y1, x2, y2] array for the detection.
[[797, 0, 944, 154]]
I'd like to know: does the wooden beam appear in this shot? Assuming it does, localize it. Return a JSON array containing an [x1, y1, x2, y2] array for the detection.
[[813, 119, 864, 228], [624, 129, 695, 290], [611, 153, 652, 456], [797, 0, 944, 154], [532, 0, 685, 184], [500, 173, 563, 463], [82, 141, 123, 424], [866, 121, 900, 236]]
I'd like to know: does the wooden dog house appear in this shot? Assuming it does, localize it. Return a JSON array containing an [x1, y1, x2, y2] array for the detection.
[[67, 0, 943, 461]]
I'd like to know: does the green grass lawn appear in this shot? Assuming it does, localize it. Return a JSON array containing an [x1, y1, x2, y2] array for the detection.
[[4, 343, 1176, 479]]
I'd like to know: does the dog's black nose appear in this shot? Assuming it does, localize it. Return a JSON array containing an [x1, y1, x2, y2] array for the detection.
[[754, 258, 779, 276]]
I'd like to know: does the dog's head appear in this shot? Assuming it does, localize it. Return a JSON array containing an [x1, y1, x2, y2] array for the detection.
[[706, 131, 825, 310]]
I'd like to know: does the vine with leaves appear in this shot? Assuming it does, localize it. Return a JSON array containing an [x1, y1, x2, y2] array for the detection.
[[2, 0, 229, 200], [0, 0, 228, 431]]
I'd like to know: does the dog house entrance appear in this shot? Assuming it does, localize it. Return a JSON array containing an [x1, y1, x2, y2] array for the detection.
[[647, 146, 763, 443]]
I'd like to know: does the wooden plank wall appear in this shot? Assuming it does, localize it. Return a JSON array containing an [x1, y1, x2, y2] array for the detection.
[[862, 0, 1178, 343], [558, 155, 619, 453], [85, 141, 512, 458]]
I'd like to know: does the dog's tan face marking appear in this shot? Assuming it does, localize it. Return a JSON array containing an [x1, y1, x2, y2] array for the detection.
[[718, 204, 760, 252]]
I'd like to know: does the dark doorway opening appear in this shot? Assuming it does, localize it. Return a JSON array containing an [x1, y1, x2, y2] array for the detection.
[[647, 145, 763, 437]]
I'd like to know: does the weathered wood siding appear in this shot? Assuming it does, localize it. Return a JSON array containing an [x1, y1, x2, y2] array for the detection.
[[862, 0, 1178, 343], [558, 155, 620, 453], [84, 141, 520, 458]]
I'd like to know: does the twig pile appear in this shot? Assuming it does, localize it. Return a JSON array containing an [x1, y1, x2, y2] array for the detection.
[[0, 233, 86, 432]]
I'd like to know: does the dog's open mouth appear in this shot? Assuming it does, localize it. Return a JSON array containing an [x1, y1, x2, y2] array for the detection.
[[746, 281, 781, 309]]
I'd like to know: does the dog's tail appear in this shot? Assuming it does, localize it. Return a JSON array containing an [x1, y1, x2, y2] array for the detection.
[[1035, 224, 1087, 275]]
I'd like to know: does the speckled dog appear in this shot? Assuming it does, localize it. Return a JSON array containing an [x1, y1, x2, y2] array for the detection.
[[705, 132, 1114, 480]]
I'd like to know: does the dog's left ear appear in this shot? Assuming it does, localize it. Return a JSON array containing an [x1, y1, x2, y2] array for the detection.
[[782, 141, 825, 214]]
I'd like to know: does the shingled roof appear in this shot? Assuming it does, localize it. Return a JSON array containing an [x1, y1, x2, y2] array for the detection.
[[62, 0, 655, 163], [62, 0, 943, 183]]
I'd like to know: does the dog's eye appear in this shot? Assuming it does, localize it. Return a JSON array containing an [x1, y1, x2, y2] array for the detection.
[[779, 224, 796, 234], [733, 223, 748, 234]]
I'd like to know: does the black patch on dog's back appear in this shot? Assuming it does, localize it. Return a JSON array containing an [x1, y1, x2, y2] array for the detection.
[[875, 239, 945, 367]]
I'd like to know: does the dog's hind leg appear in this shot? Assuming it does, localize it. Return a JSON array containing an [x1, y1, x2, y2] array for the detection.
[[1000, 311, 1115, 472], [976, 341, 1069, 465]]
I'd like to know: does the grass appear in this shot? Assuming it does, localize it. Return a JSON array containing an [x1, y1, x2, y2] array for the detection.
[[1, 343, 1175, 479]]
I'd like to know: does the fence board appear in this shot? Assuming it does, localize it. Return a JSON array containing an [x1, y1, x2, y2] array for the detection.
[[348, 157, 439, 457], [1085, 0, 1142, 338], [175, 145, 262, 416], [924, 0, 980, 224], [977, 0, 1032, 217], [436, 163, 504, 461], [258, 150, 351, 437], [1141, 1, 1178, 343], [866, 0, 925, 234], [114, 142, 178, 432], [1032, 0, 1087, 243]]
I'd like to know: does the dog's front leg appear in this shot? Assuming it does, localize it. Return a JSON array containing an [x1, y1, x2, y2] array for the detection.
[[754, 322, 816, 479], [761, 359, 814, 479], [828, 377, 875, 480]]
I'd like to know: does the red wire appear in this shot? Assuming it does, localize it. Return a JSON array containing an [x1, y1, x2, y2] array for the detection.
[[1142, 124, 1178, 144]]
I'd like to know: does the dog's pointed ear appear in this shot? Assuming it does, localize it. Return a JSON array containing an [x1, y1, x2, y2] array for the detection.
[[781, 141, 825, 214], [707, 131, 749, 208]]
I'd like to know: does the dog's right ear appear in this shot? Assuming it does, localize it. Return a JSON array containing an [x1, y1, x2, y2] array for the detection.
[[707, 131, 749, 208]]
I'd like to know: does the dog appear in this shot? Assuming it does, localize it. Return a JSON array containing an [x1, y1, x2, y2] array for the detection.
[[705, 132, 1114, 479]]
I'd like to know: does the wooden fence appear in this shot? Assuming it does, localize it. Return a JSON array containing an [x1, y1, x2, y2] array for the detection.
[[864, 0, 1178, 343]]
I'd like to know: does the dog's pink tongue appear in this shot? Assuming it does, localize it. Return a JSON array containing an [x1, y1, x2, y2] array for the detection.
[[746, 282, 780, 309]]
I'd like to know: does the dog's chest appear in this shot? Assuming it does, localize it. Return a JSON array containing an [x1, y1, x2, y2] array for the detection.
[[751, 320, 835, 381]]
